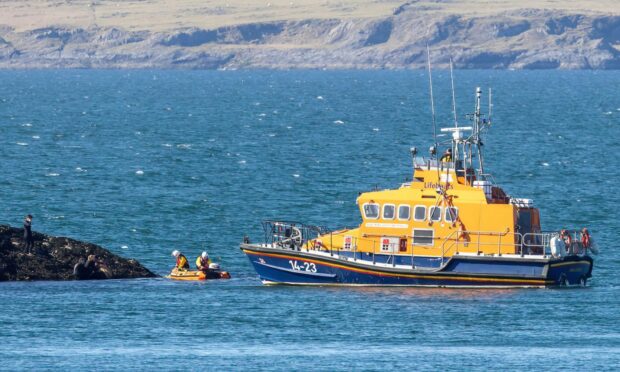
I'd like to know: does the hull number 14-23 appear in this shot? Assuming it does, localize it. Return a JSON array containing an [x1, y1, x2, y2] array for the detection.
[[289, 260, 317, 273]]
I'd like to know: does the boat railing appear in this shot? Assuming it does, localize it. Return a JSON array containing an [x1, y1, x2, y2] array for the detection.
[[261, 220, 328, 248], [440, 229, 527, 260], [522, 230, 589, 256]]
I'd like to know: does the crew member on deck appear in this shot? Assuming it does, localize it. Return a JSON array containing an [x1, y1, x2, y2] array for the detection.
[[560, 229, 572, 254], [171, 250, 189, 270], [581, 228, 590, 250], [440, 148, 452, 162], [195, 251, 212, 273]]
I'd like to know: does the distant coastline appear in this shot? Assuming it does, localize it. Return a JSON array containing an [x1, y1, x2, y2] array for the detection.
[[0, 1, 618, 70]]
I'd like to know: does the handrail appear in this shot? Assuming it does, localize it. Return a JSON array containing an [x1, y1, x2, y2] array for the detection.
[[440, 229, 524, 261], [258, 223, 589, 269]]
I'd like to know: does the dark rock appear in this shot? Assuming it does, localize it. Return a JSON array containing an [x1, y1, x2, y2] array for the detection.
[[0, 225, 156, 281]]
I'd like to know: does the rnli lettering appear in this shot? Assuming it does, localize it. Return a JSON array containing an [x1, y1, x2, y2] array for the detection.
[[365, 222, 408, 229], [424, 182, 454, 189]]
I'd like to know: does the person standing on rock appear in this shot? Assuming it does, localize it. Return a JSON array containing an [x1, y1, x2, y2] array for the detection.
[[23, 214, 34, 254]]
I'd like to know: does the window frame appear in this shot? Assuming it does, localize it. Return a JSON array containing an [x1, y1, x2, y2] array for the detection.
[[412, 228, 434, 246], [397, 204, 410, 221], [445, 207, 458, 223], [382, 204, 396, 220], [413, 205, 427, 222], [429, 206, 442, 222], [363, 203, 380, 220]]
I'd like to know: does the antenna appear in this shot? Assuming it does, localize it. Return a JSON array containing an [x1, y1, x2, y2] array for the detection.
[[426, 44, 437, 150], [475, 87, 484, 174], [488, 88, 492, 124], [450, 58, 458, 129]]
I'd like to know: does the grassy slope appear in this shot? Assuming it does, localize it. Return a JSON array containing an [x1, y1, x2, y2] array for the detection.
[[1, 0, 617, 32]]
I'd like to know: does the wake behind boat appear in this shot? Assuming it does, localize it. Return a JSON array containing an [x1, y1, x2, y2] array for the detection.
[[240, 80, 595, 288]]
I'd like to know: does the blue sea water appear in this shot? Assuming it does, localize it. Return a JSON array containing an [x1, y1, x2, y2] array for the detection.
[[0, 70, 619, 370]]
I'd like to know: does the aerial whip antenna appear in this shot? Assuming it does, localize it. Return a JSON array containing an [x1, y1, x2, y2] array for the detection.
[[450, 58, 458, 129], [426, 44, 437, 151], [488, 88, 493, 124]]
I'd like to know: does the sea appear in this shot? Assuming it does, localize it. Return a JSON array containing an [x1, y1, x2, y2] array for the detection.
[[0, 70, 619, 370]]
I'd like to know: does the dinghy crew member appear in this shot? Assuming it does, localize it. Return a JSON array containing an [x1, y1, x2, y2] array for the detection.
[[171, 250, 189, 270], [440, 148, 452, 162], [195, 252, 212, 272]]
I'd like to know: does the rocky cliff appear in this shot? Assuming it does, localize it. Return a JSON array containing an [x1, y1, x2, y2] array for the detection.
[[0, 3, 618, 69], [0, 225, 156, 281]]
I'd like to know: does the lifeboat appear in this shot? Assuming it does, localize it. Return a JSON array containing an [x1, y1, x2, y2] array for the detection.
[[240, 83, 595, 288], [167, 266, 231, 281]]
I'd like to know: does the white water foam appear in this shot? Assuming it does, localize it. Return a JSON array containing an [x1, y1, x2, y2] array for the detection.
[[135, 170, 144, 175], [16, 142, 28, 146], [334, 120, 344, 124]]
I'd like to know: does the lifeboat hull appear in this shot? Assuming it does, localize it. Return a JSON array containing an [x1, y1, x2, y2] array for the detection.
[[167, 269, 231, 281], [241, 244, 592, 288]]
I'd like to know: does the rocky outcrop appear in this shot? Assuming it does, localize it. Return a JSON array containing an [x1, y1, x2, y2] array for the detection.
[[0, 225, 156, 281], [0, 7, 618, 69]]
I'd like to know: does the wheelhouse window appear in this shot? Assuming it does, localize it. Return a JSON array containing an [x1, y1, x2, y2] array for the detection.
[[414, 205, 426, 221], [413, 229, 434, 246], [398, 205, 410, 221], [445, 207, 458, 222], [383, 204, 395, 220], [363, 203, 380, 219], [429, 206, 442, 222]]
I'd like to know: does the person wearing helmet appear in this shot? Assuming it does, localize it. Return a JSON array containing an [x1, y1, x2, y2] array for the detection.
[[171, 250, 189, 270], [195, 251, 212, 273], [440, 148, 452, 163]]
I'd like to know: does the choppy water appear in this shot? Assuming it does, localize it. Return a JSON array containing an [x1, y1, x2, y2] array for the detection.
[[1, 70, 619, 370]]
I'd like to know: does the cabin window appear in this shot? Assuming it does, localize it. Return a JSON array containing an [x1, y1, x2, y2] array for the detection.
[[429, 206, 442, 222], [445, 207, 458, 222], [383, 204, 395, 220], [398, 205, 410, 221], [413, 229, 434, 246], [414, 205, 426, 221], [363, 203, 380, 219]]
